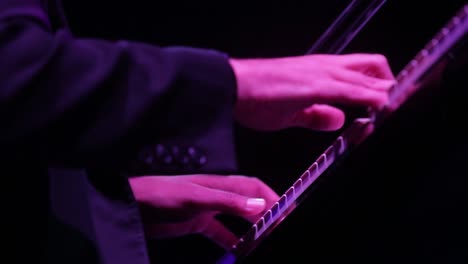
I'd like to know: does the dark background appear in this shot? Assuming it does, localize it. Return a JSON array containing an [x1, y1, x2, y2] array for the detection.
[[62, 1, 467, 263]]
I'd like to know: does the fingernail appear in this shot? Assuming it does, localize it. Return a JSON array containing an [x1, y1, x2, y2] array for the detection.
[[246, 198, 266, 212]]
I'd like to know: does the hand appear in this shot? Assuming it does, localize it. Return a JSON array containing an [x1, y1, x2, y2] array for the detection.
[[230, 53, 396, 131], [129, 174, 280, 249]]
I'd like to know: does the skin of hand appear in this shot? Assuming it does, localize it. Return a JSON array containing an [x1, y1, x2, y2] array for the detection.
[[230, 53, 396, 131], [129, 53, 396, 250], [129, 175, 280, 249]]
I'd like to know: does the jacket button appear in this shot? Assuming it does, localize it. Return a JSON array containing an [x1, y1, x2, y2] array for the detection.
[[170, 146, 180, 156], [155, 144, 167, 158], [187, 146, 207, 168], [137, 148, 154, 165], [187, 147, 197, 157], [180, 155, 191, 166], [196, 155, 207, 167], [163, 155, 173, 165]]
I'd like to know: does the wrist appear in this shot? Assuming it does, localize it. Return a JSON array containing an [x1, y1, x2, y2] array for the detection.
[[228, 58, 259, 118]]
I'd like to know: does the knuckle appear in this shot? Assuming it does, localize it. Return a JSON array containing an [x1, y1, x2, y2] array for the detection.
[[250, 177, 268, 194], [224, 191, 244, 209], [372, 54, 388, 65], [226, 174, 247, 180], [214, 186, 237, 202], [246, 176, 264, 187], [229, 175, 261, 184], [237, 175, 266, 195]]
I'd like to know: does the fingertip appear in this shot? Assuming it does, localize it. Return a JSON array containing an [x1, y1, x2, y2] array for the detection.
[[299, 104, 346, 131], [245, 198, 266, 215], [375, 92, 390, 110], [380, 79, 397, 90], [202, 219, 239, 250], [326, 110, 345, 131], [364, 77, 396, 91]]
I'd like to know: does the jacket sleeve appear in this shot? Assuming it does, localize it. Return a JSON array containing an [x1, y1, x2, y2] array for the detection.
[[0, 4, 239, 173]]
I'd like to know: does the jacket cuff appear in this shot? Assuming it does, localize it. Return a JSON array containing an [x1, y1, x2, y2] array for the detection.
[[129, 47, 239, 175]]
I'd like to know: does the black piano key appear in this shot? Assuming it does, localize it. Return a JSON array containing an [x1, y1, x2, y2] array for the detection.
[[293, 179, 303, 195], [300, 170, 311, 186], [264, 210, 272, 226], [316, 154, 326, 170], [271, 202, 279, 218], [255, 217, 265, 237], [278, 195, 287, 211], [285, 187, 295, 202]]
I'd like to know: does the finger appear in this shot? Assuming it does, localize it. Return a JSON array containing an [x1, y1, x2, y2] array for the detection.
[[144, 213, 238, 250], [185, 175, 280, 205], [388, 82, 422, 111], [333, 69, 396, 91], [362, 63, 396, 81], [313, 80, 389, 110], [354, 122, 375, 144], [202, 218, 239, 250], [145, 220, 200, 239], [338, 53, 396, 80], [290, 104, 345, 131], [192, 186, 267, 216]]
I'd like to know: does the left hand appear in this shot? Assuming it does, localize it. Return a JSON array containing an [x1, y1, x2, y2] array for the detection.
[[129, 174, 280, 249]]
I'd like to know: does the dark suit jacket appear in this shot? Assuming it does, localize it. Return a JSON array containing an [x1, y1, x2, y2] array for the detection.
[[1, 1, 238, 263]]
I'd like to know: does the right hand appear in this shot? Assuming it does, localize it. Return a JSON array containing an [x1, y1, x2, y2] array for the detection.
[[230, 53, 396, 131], [129, 174, 280, 249]]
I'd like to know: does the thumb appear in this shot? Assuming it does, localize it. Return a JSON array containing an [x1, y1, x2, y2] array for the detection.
[[195, 187, 267, 217], [291, 104, 345, 131]]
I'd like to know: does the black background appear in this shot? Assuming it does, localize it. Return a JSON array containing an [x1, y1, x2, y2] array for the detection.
[[62, 1, 468, 263]]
